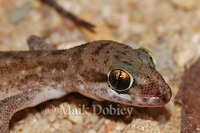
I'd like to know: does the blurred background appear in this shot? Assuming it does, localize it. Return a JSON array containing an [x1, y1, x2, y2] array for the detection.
[[1, 0, 200, 132]]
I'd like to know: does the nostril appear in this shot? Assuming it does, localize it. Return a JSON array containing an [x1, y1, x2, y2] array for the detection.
[[162, 84, 172, 103], [157, 83, 172, 103]]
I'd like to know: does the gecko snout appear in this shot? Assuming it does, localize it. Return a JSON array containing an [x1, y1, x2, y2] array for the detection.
[[159, 83, 172, 104], [139, 83, 172, 107]]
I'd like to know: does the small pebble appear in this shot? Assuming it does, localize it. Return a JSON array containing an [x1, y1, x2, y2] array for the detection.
[[68, 115, 83, 124], [47, 114, 56, 122], [10, 1, 32, 23], [115, 122, 126, 131], [60, 119, 73, 130], [52, 121, 60, 129], [93, 118, 105, 131], [71, 124, 84, 133], [88, 129, 96, 133], [170, 0, 200, 10], [89, 115, 99, 124], [105, 120, 116, 132], [141, 126, 145, 131]]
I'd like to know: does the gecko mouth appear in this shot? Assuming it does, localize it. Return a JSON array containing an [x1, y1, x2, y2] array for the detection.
[[100, 83, 172, 107]]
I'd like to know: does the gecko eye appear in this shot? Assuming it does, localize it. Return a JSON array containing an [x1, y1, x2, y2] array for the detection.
[[108, 69, 134, 91]]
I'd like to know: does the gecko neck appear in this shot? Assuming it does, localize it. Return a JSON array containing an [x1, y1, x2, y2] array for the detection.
[[0, 49, 79, 101]]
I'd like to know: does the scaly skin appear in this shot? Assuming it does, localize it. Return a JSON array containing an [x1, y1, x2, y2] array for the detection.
[[0, 36, 172, 133]]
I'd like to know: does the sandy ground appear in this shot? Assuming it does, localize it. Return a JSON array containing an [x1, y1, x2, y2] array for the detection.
[[0, 0, 200, 132]]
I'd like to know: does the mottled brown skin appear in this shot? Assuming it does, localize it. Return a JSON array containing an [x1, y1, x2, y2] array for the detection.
[[0, 36, 172, 133]]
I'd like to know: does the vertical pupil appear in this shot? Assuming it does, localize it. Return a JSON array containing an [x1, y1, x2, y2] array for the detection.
[[117, 71, 122, 88]]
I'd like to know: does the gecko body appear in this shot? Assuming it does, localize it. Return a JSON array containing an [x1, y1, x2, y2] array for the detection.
[[0, 36, 172, 132]]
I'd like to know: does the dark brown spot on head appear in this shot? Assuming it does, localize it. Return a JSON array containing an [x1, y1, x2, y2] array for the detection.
[[123, 45, 129, 49], [71, 46, 85, 60], [104, 58, 109, 64], [0, 52, 25, 60], [71, 43, 89, 60], [106, 51, 110, 54], [24, 74, 38, 81], [121, 52, 126, 55], [75, 59, 83, 69], [91, 58, 97, 63], [51, 50, 65, 55], [79, 43, 89, 49], [54, 61, 68, 70], [114, 55, 119, 60], [92, 42, 110, 55]]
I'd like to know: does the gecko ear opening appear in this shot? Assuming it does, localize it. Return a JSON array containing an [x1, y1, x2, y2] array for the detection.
[[133, 48, 156, 68], [108, 69, 134, 91]]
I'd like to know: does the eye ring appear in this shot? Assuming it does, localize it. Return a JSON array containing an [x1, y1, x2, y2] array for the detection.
[[107, 68, 134, 91]]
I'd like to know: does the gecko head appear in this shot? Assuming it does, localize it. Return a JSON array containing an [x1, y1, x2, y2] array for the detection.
[[78, 41, 172, 107], [104, 64, 172, 107], [101, 47, 172, 107]]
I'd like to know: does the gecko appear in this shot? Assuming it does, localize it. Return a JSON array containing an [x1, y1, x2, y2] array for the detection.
[[0, 35, 172, 133]]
